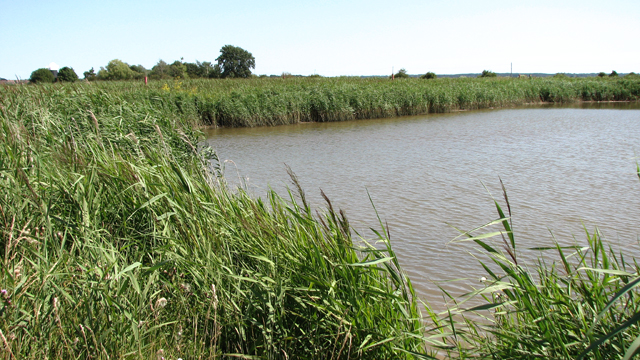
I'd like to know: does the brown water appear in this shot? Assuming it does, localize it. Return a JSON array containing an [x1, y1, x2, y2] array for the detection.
[[203, 103, 640, 305]]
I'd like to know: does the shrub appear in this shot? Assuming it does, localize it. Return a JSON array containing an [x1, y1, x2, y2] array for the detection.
[[598, 72, 607, 77], [421, 72, 437, 79], [29, 68, 55, 84], [479, 70, 497, 78], [129, 64, 147, 76], [57, 66, 78, 82], [391, 68, 410, 79], [97, 59, 143, 80], [610, 70, 619, 77], [83, 67, 97, 81]]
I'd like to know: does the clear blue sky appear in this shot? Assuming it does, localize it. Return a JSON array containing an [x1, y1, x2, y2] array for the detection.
[[1, 0, 639, 79]]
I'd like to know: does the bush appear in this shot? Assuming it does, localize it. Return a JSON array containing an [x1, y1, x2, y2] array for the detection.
[[129, 64, 147, 76], [29, 68, 55, 84], [421, 72, 437, 79], [83, 67, 97, 81], [97, 59, 143, 81], [479, 70, 497, 78], [597, 72, 607, 77], [391, 68, 410, 79], [57, 67, 78, 82], [610, 70, 619, 77]]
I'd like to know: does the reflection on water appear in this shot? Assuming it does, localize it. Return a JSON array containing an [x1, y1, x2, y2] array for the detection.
[[204, 104, 640, 305]]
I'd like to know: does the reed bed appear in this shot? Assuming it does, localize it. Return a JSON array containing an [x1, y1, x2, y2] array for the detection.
[[0, 84, 428, 358], [430, 183, 640, 359], [2, 79, 640, 359], [5, 76, 640, 129]]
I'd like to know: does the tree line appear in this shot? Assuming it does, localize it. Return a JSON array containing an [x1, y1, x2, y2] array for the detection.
[[29, 45, 255, 83]]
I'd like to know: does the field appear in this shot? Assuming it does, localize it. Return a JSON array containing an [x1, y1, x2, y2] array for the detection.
[[1, 77, 640, 359]]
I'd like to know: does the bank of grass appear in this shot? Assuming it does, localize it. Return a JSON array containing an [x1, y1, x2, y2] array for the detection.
[[433, 182, 640, 359], [6, 76, 640, 128], [0, 85, 429, 358], [2, 79, 640, 359]]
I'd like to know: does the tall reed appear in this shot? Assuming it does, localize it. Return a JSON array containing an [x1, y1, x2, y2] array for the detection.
[[427, 180, 640, 359], [0, 83, 429, 358], [5, 76, 639, 129]]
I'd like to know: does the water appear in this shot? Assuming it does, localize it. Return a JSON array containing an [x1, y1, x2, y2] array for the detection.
[[203, 103, 640, 305]]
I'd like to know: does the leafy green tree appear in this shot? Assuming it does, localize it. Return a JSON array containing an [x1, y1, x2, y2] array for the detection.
[[83, 68, 97, 81], [216, 45, 255, 78], [29, 68, 55, 84], [390, 68, 410, 79], [168, 61, 188, 79], [209, 63, 222, 78], [57, 67, 78, 82], [129, 64, 147, 76], [97, 59, 143, 80], [597, 72, 607, 77], [185, 61, 217, 78], [185, 62, 200, 78], [149, 60, 171, 80], [421, 72, 437, 79], [479, 70, 497, 78], [609, 70, 618, 77]]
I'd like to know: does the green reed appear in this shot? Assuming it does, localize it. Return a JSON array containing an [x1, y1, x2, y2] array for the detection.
[[429, 180, 640, 359], [0, 84, 429, 358], [2, 79, 640, 359], [5, 76, 639, 129]]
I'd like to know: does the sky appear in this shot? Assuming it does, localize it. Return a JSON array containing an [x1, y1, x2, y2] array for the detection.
[[1, 0, 639, 79]]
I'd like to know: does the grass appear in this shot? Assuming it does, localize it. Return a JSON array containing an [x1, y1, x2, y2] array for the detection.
[[1, 78, 640, 358], [428, 179, 640, 359], [0, 83, 428, 358], [6, 76, 640, 128]]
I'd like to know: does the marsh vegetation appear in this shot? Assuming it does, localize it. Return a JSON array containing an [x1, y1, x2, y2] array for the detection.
[[1, 77, 640, 358]]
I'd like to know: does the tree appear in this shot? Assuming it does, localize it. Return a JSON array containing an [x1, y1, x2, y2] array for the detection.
[[421, 72, 437, 79], [185, 61, 217, 78], [83, 68, 97, 81], [149, 60, 171, 80], [609, 70, 618, 77], [57, 67, 78, 82], [97, 59, 143, 80], [130, 64, 147, 76], [479, 70, 497, 78], [168, 60, 187, 79], [29, 68, 55, 84], [597, 72, 607, 77], [209, 63, 222, 78], [390, 68, 410, 79], [216, 45, 255, 78]]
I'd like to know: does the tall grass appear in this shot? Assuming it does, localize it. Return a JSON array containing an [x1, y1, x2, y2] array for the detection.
[[5, 76, 639, 129], [428, 180, 640, 359], [2, 80, 640, 359], [0, 84, 428, 358]]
